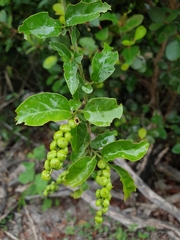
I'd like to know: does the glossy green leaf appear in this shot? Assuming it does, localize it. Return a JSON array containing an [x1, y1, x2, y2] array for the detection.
[[102, 140, 150, 161], [43, 56, 58, 69], [95, 27, 109, 41], [70, 122, 90, 161], [15, 92, 71, 126], [120, 14, 144, 32], [157, 24, 177, 43], [91, 43, 118, 83], [122, 40, 135, 46], [83, 98, 123, 126], [148, 7, 165, 23], [63, 60, 79, 95], [65, 1, 111, 26], [111, 164, 136, 201], [18, 12, 62, 39], [82, 83, 93, 94], [64, 156, 97, 188], [134, 25, 147, 41], [99, 12, 118, 24], [165, 40, 180, 61], [90, 130, 118, 149], [172, 143, 180, 154], [121, 46, 139, 65], [149, 22, 164, 31], [50, 42, 72, 61]]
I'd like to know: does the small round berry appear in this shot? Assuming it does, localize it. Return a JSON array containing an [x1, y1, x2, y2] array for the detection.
[[50, 158, 60, 170], [64, 132, 72, 141], [95, 199, 102, 207], [99, 176, 108, 186], [57, 137, 68, 148], [44, 160, 51, 171], [103, 199, 110, 207], [53, 130, 63, 140], [68, 119, 77, 129], [96, 210, 103, 217], [102, 169, 110, 178], [106, 182, 113, 190], [47, 150, 57, 160], [95, 216, 103, 224], [97, 160, 107, 169], [100, 187, 109, 198], [102, 207, 108, 213], [63, 147, 69, 155], [43, 190, 48, 197], [57, 149, 67, 161], [41, 170, 51, 181], [60, 124, 71, 132], [56, 177, 62, 184], [50, 140, 57, 150], [95, 189, 101, 199]]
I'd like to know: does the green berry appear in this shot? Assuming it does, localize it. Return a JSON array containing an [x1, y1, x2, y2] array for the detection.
[[57, 149, 67, 161], [50, 140, 57, 150], [100, 188, 109, 198], [53, 130, 63, 140], [41, 170, 51, 181], [44, 160, 51, 171], [97, 160, 107, 169], [50, 158, 60, 170], [68, 119, 77, 129], [97, 170, 102, 176], [99, 176, 108, 186], [95, 176, 101, 185], [103, 199, 110, 207], [43, 190, 48, 197], [50, 184, 56, 192], [57, 137, 68, 148], [64, 132, 72, 141], [102, 207, 108, 213], [102, 169, 110, 178], [96, 210, 102, 217], [47, 150, 57, 160], [95, 216, 103, 224], [56, 177, 62, 184], [95, 189, 101, 199], [63, 147, 69, 154], [106, 182, 113, 190], [60, 124, 71, 132], [95, 199, 102, 207]]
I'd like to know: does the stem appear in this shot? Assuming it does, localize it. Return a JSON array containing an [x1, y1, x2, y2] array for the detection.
[[61, 0, 67, 11]]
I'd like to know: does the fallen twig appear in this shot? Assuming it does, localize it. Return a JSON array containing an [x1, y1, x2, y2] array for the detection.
[[115, 158, 180, 223], [3, 230, 19, 240]]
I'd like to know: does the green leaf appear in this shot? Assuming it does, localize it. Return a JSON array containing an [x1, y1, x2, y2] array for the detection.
[[70, 122, 90, 161], [64, 156, 97, 188], [83, 98, 123, 126], [134, 25, 147, 41], [148, 7, 166, 23], [99, 12, 119, 24], [18, 12, 62, 39], [63, 60, 79, 95], [50, 42, 72, 61], [111, 164, 136, 201], [82, 83, 93, 94], [79, 37, 98, 56], [120, 14, 144, 32], [33, 144, 46, 160], [95, 27, 109, 41], [18, 162, 35, 184], [43, 56, 58, 69], [15, 92, 71, 126], [165, 40, 180, 61], [121, 46, 139, 65], [34, 174, 48, 194], [102, 140, 150, 161], [90, 130, 118, 149], [149, 22, 164, 31], [166, 111, 180, 124], [122, 40, 135, 46], [65, 1, 111, 26], [172, 143, 180, 154], [91, 43, 118, 83]]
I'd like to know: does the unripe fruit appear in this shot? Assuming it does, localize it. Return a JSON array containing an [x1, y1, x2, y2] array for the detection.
[[102, 207, 108, 213], [60, 124, 71, 132], [63, 147, 69, 154], [99, 176, 108, 186], [102, 169, 110, 178], [50, 184, 56, 192], [96, 210, 103, 217], [103, 199, 110, 207], [50, 158, 60, 170], [50, 140, 57, 150], [95, 199, 102, 207], [56, 177, 62, 184], [106, 182, 113, 190], [100, 187, 109, 198], [95, 176, 101, 185], [95, 189, 101, 199], [95, 216, 103, 224], [64, 132, 72, 141], [53, 130, 63, 140], [44, 160, 51, 171], [57, 149, 67, 161], [97, 170, 102, 176], [97, 160, 107, 169], [57, 137, 68, 148], [59, 15, 65, 24], [43, 190, 48, 197], [41, 170, 51, 181], [68, 119, 77, 129], [47, 150, 57, 160]]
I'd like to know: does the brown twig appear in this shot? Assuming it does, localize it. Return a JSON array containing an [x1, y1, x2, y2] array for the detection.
[[3, 230, 19, 240], [24, 207, 39, 240]]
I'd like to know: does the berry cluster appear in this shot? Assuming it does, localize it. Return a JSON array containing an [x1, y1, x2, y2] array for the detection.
[[41, 119, 77, 182], [95, 159, 112, 224], [43, 171, 68, 196]]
